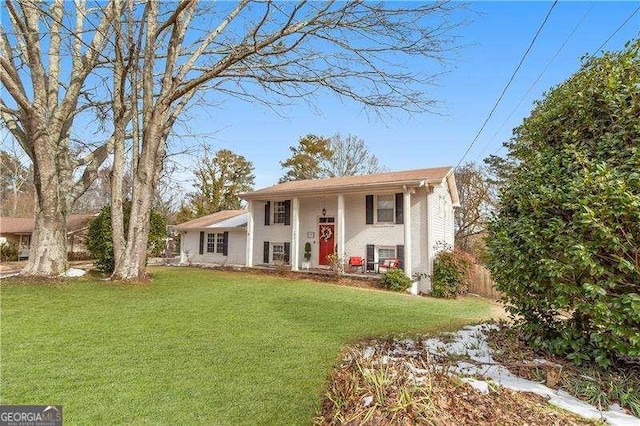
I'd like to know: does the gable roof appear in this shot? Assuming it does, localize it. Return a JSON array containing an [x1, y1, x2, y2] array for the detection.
[[241, 166, 455, 199], [176, 210, 248, 231], [0, 214, 96, 235]]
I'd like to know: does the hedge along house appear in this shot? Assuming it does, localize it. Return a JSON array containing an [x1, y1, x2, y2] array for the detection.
[[240, 167, 459, 293], [176, 210, 248, 266]]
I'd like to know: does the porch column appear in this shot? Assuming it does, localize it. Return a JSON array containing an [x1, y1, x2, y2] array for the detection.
[[246, 200, 254, 267], [291, 197, 300, 271], [403, 190, 412, 278], [180, 233, 187, 264], [337, 194, 345, 264]]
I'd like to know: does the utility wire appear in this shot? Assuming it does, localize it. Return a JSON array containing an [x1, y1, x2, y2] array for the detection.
[[590, 6, 640, 57], [454, 0, 558, 169], [473, 3, 593, 162], [487, 4, 640, 160]]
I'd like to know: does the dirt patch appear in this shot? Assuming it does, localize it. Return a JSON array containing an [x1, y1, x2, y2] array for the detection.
[[0, 260, 94, 273], [0, 260, 26, 272]]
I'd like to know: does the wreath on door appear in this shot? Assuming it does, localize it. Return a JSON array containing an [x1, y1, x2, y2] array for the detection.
[[320, 225, 333, 241]]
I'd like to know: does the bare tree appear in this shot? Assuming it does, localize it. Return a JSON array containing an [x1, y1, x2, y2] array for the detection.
[[454, 162, 496, 256], [153, 160, 186, 224], [17, 0, 461, 280], [72, 168, 133, 214], [0, 138, 34, 216], [324, 133, 385, 177], [280, 133, 384, 182], [109, 0, 464, 279], [0, 0, 116, 275]]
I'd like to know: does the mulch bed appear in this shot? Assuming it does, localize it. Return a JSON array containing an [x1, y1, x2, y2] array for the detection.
[[485, 324, 640, 417], [316, 343, 594, 425], [189, 263, 383, 290]]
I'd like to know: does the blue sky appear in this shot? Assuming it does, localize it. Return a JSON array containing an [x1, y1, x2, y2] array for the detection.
[[1, 2, 637, 195], [173, 1, 639, 190]]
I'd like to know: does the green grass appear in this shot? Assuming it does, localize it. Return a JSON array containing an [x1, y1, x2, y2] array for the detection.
[[0, 267, 495, 424]]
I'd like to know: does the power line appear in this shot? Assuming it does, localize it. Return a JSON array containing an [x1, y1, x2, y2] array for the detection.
[[454, 0, 558, 169], [487, 4, 640, 160], [473, 3, 593, 162], [590, 6, 640, 57]]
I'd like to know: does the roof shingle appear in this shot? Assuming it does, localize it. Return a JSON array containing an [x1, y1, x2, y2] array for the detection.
[[241, 166, 453, 199], [0, 214, 96, 234], [176, 209, 247, 230]]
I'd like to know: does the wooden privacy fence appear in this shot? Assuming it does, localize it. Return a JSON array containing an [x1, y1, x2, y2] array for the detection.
[[469, 265, 502, 300]]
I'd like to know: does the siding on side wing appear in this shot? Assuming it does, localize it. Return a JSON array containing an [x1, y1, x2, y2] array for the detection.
[[430, 184, 455, 250], [182, 229, 246, 266]]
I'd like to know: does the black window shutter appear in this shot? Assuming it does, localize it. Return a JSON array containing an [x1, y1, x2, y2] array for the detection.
[[199, 231, 204, 255], [395, 193, 404, 224], [264, 201, 271, 226], [284, 200, 291, 225], [284, 242, 291, 264], [263, 241, 270, 263], [222, 231, 229, 256], [397, 245, 405, 271], [365, 195, 374, 224], [366, 244, 375, 271]]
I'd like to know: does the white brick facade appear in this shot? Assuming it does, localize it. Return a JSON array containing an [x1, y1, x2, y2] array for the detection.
[[247, 179, 456, 293]]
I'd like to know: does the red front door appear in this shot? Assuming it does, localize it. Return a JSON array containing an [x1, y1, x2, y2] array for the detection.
[[318, 224, 335, 266]]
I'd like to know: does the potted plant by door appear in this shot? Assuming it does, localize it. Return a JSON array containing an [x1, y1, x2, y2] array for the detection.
[[302, 242, 312, 269]]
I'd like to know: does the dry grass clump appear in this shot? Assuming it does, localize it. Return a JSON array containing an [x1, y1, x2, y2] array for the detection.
[[487, 323, 640, 417], [317, 342, 594, 425]]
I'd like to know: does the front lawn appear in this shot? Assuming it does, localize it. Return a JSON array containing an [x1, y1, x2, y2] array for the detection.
[[0, 267, 494, 424]]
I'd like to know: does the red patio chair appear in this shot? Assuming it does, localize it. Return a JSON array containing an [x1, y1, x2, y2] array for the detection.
[[348, 256, 364, 273]]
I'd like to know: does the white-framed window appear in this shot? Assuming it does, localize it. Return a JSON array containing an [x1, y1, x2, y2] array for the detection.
[[207, 232, 225, 254], [377, 246, 396, 262], [376, 194, 395, 223], [207, 233, 216, 253], [273, 201, 286, 224], [272, 243, 285, 262], [216, 233, 224, 253]]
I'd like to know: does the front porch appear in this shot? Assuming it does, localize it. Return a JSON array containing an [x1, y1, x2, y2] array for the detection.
[[252, 263, 382, 279], [244, 190, 417, 277], [249, 264, 420, 295]]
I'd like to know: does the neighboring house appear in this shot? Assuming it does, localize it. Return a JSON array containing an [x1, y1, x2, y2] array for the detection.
[[0, 214, 96, 260], [240, 167, 459, 292], [176, 210, 248, 266]]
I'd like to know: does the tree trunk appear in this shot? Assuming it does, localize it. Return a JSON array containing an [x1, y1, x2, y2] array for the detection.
[[23, 202, 68, 276], [111, 184, 154, 280], [111, 122, 164, 281], [22, 132, 69, 276]]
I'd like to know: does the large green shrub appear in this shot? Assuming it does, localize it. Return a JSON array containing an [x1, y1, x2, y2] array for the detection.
[[0, 242, 18, 261], [431, 249, 475, 298], [379, 268, 411, 292], [487, 40, 640, 367], [87, 201, 167, 274]]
